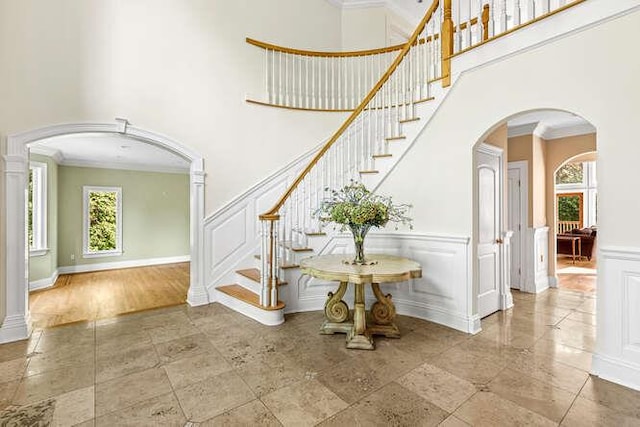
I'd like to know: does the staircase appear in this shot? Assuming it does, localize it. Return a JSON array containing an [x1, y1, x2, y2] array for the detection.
[[208, 0, 586, 325]]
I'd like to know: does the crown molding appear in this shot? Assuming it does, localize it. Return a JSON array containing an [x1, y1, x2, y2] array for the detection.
[[541, 123, 596, 140], [507, 123, 538, 138], [29, 146, 64, 164]]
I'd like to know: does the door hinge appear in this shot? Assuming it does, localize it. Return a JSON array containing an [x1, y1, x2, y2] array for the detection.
[[518, 268, 521, 275], [518, 224, 521, 231], [518, 180, 521, 187]]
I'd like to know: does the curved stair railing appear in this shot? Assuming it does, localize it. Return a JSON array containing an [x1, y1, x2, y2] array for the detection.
[[257, 0, 447, 307], [250, 0, 585, 309]]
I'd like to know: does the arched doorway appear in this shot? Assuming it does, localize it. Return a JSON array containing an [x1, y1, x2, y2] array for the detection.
[[1, 119, 208, 342], [473, 109, 597, 318]]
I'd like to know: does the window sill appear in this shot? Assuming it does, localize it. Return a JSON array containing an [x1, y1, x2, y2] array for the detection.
[[83, 250, 123, 259], [29, 248, 49, 257]]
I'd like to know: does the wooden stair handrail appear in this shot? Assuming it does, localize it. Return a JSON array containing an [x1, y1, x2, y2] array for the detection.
[[246, 37, 406, 57], [259, 0, 442, 220]]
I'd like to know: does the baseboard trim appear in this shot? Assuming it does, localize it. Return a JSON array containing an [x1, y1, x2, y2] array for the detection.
[[592, 353, 640, 392], [0, 314, 31, 344], [548, 275, 558, 288], [29, 269, 60, 291], [58, 255, 190, 275]]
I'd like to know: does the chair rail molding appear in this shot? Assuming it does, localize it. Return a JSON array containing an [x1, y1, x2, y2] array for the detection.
[[1, 120, 207, 343], [593, 246, 640, 391]]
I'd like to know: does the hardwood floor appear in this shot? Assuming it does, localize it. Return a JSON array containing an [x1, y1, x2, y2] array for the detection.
[[29, 262, 189, 329], [556, 255, 597, 293]]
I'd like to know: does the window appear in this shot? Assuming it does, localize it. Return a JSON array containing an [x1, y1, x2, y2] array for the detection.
[[83, 186, 122, 257], [555, 161, 597, 231], [555, 162, 583, 184], [29, 162, 48, 256]]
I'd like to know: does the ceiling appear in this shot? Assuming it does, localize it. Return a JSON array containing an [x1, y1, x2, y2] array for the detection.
[[507, 110, 595, 140], [30, 133, 190, 174]]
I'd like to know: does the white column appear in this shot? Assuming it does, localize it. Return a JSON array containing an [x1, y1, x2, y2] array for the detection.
[[0, 144, 30, 343], [187, 166, 209, 306]]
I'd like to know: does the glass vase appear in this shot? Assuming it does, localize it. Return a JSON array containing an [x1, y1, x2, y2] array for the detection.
[[350, 225, 370, 265]]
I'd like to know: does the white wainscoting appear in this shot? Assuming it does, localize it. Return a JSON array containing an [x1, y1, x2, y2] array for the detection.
[[524, 227, 549, 293], [592, 246, 640, 391], [283, 232, 477, 334]]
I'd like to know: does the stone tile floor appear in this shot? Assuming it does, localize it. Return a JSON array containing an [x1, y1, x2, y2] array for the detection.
[[1, 288, 639, 426]]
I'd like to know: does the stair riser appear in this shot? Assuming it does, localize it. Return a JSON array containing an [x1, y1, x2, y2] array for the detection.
[[214, 289, 284, 326]]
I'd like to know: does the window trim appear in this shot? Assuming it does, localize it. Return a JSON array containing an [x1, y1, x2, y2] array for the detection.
[[82, 186, 123, 258], [29, 161, 48, 257]]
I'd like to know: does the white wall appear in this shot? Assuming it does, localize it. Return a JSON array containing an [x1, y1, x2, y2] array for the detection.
[[0, 0, 347, 215], [379, 5, 640, 389]]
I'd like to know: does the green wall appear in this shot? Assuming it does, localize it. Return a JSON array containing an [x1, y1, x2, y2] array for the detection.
[[57, 166, 189, 267], [28, 154, 58, 282]]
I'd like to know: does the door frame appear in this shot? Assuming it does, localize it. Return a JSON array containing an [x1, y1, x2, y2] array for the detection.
[[474, 142, 512, 319], [1, 120, 209, 343], [507, 160, 528, 291]]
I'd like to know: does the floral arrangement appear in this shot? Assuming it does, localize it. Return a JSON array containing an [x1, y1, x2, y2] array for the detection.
[[315, 181, 412, 264]]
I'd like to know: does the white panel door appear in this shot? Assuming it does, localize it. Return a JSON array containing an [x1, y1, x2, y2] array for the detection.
[[508, 167, 522, 289], [477, 145, 502, 318]]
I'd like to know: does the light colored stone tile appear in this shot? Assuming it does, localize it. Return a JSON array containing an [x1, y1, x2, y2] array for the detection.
[[95, 392, 185, 427], [0, 398, 56, 426], [96, 344, 159, 383], [438, 415, 470, 426], [51, 386, 94, 427], [95, 367, 172, 417], [529, 339, 593, 372], [315, 357, 392, 404], [26, 347, 94, 377], [262, 379, 347, 427], [0, 381, 19, 411], [319, 382, 448, 427], [13, 364, 94, 405], [0, 358, 27, 383], [235, 353, 308, 398], [430, 346, 506, 386], [579, 376, 640, 419], [454, 391, 556, 426], [397, 362, 477, 413], [0, 337, 39, 364], [508, 350, 589, 394], [163, 351, 232, 390], [202, 399, 281, 426], [154, 333, 214, 364], [561, 396, 640, 426], [488, 368, 576, 422], [147, 321, 201, 345], [174, 370, 255, 422]]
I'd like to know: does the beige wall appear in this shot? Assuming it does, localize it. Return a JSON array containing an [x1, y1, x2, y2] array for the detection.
[[532, 135, 547, 228], [508, 134, 533, 226], [545, 133, 597, 275]]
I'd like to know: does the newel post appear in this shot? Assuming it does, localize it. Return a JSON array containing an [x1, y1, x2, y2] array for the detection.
[[259, 214, 280, 308], [441, 0, 454, 87]]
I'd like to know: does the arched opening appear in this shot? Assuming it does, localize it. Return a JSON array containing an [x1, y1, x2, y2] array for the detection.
[[1, 120, 208, 341], [473, 108, 597, 326]]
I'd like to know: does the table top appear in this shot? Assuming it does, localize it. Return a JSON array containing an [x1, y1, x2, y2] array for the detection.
[[299, 254, 422, 284]]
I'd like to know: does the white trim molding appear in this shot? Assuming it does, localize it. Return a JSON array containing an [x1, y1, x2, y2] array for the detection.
[[58, 255, 190, 275], [523, 226, 550, 293], [592, 246, 640, 391], [1, 120, 207, 343], [29, 269, 59, 292]]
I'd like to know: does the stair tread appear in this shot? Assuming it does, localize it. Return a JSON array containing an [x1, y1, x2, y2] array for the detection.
[[280, 242, 314, 252], [399, 117, 420, 123], [237, 268, 288, 285], [217, 284, 285, 311], [373, 153, 393, 158], [359, 170, 379, 174], [253, 255, 299, 269], [385, 135, 406, 141]]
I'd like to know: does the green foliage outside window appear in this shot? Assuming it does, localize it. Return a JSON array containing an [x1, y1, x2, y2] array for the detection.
[[558, 195, 580, 222], [556, 163, 583, 184], [89, 191, 117, 251]]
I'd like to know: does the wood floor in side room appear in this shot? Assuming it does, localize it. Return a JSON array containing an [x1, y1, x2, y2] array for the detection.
[[556, 255, 597, 293], [29, 262, 190, 329]]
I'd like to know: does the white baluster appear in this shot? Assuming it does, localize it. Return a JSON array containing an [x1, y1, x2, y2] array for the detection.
[[269, 219, 278, 308], [260, 220, 268, 306], [513, 0, 522, 26], [540, 0, 550, 15], [525, 0, 535, 20], [265, 49, 270, 103]]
